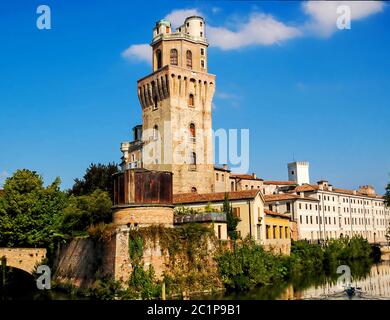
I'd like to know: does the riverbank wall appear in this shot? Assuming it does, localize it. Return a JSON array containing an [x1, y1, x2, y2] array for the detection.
[[53, 224, 223, 294]]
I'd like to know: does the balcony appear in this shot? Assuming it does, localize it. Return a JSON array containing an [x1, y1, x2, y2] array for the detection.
[[174, 212, 227, 224], [127, 162, 138, 169]]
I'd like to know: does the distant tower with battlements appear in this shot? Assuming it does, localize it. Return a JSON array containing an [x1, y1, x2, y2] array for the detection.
[[288, 161, 310, 185]]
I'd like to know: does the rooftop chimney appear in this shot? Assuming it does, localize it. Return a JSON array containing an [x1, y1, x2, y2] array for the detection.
[[358, 185, 376, 196]]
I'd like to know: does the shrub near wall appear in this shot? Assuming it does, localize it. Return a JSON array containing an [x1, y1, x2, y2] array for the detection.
[[216, 238, 288, 291], [216, 236, 374, 293]]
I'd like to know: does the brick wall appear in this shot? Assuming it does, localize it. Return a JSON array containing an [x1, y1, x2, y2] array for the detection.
[[0, 248, 46, 274]]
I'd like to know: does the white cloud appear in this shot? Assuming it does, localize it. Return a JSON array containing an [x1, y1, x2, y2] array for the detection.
[[121, 44, 152, 64], [302, 1, 385, 37], [207, 13, 302, 50], [122, 3, 385, 62], [165, 8, 202, 29]]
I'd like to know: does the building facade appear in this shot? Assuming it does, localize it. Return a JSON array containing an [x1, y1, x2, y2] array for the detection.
[[263, 162, 390, 243], [116, 15, 389, 247]]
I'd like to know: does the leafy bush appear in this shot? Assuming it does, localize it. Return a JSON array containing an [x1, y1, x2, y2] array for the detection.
[[61, 189, 112, 235], [216, 238, 288, 291], [129, 265, 161, 299], [87, 223, 115, 242]]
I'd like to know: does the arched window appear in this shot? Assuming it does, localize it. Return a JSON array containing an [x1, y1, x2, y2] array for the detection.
[[170, 49, 178, 65], [152, 81, 158, 110], [186, 50, 192, 69], [231, 181, 235, 191], [153, 125, 158, 140], [191, 187, 197, 193], [189, 123, 195, 141], [188, 94, 194, 107], [153, 95, 158, 110], [189, 152, 196, 165], [156, 49, 162, 69]]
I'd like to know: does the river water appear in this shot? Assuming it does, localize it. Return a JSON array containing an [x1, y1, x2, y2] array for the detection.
[[2, 255, 390, 300], [203, 255, 390, 300]]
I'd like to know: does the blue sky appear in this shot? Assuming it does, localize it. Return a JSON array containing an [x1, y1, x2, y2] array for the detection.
[[0, 1, 389, 193]]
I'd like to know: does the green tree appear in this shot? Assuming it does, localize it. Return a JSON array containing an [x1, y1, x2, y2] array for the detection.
[[71, 163, 118, 200], [223, 193, 240, 240], [0, 169, 68, 249], [385, 181, 390, 207], [385, 224, 390, 245], [61, 189, 112, 235]]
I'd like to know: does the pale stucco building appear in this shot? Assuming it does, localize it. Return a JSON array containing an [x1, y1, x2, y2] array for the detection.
[[263, 162, 390, 244]]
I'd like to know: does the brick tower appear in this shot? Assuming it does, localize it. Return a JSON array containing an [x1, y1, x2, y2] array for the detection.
[[136, 16, 216, 194]]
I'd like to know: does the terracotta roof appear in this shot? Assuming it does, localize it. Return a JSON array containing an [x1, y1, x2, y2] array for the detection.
[[263, 180, 297, 186], [292, 184, 319, 192], [264, 193, 319, 202], [264, 209, 290, 219], [230, 173, 263, 181], [291, 184, 384, 199], [173, 190, 260, 204]]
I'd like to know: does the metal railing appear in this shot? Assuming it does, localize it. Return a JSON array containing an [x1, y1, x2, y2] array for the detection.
[[174, 212, 227, 224]]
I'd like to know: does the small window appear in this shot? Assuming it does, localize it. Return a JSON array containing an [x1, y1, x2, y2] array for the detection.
[[200, 21, 203, 27], [166, 26, 170, 33], [186, 50, 192, 69], [156, 49, 162, 69], [189, 123, 196, 140], [153, 125, 158, 140], [200, 31, 203, 37], [201, 48, 205, 56], [153, 95, 158, 110], [170, 49, 178, 65], [191, 187, 197, 193], [201, 60, 205, 68], [189, 152, 196, 165], [188, 94, 194, 107]]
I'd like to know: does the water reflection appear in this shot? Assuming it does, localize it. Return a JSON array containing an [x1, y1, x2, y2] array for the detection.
[[295, 260, 390, 300], [204, 256, 390, 300], [3, 256, 390, 300]]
